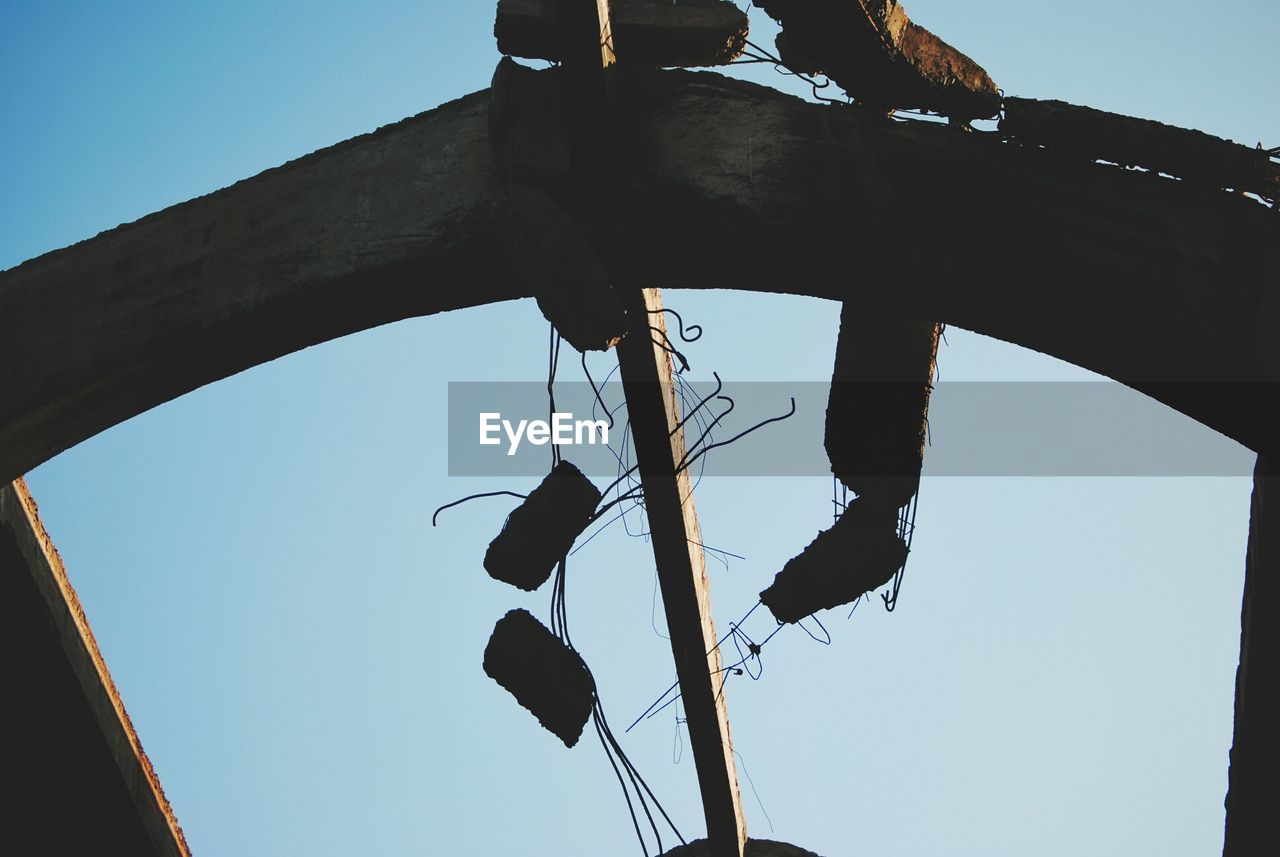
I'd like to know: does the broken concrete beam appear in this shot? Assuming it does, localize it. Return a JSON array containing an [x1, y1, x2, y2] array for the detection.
[[606, 0, 748, 67], [825, 306, 939, 509], [488, 183, 628, 352], [3, 67, 1278, 489], [483, 609, 595, 747], [484, 460, 602, 591], [757, 0, 1000, 120], [495, 0, 748, 67], [1001, 97, 1280, 201], [760, 498, 907, 624]]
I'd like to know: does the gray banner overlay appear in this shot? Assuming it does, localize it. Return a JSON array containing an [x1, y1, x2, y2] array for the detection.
[[447, 382, 1254, 477]]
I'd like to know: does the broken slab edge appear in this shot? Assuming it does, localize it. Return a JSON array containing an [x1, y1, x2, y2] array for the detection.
[[495, 0, 749, 68]]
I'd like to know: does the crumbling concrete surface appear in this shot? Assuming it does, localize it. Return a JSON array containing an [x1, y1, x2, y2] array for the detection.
[[757, 0, 1000, 119]]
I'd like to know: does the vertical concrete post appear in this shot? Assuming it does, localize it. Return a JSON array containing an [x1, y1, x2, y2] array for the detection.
[[1224, 455, 1280, 855]]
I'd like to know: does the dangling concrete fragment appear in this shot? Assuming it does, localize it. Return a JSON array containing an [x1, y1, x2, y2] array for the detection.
[[757, 496, 911, 624], [825, 305, 939, 510], [760, 498, 907, 624], [488, 182, 628, 352], [483, 609, 596, 747], [484, 460, 602, 591]]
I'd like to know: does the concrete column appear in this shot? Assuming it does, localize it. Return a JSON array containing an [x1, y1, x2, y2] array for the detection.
[[1224, 456, 1280, 855]]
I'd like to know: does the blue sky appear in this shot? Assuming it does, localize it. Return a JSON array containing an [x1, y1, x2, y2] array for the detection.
[[3, 2, 1277, 855]]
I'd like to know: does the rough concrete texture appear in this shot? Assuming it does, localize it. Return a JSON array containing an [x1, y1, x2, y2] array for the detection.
[[496, 0, 748, 68], [662, 838, 825, 857], [758, 0, 1000, 119], [825, 306, 939, 509], [760, 498, 907, 624], [483, 609, 595, 747], [484, 460, 602, 591], [488, 183, 628, 352]]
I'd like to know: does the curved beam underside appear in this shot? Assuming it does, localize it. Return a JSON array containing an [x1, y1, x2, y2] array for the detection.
[[2, 69, 1277, 484]]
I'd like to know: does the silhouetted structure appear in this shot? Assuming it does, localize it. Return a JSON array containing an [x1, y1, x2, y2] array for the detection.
[[2, 1, 1275, 855]]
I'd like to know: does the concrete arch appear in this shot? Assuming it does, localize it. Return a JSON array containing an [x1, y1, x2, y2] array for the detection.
[[3, 69, 1277, 486]]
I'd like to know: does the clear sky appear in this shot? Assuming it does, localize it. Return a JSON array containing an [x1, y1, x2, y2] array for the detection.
[[2, 2, 1277, 856]]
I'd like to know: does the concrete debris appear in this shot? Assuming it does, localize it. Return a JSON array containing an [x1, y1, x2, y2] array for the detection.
[[760, 498, 907, 624], [484, 460, 602, 591], [757, 0, 1000, 120], [483, 609, 595, 747]]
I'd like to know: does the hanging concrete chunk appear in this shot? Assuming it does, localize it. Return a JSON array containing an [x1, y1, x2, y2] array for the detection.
[[826, 305, 939, 510], [495, 0, 749, 68], [485, 460, 603, 591], [760, 499, 907, 624], [484, 609, 595, 747], [1001, 97, 1280, 202], [757, 0, 1000, 120], [488, 183, 628, 352]]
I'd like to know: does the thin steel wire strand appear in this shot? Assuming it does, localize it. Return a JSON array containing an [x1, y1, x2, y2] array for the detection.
[[647, 307, 703, 342], [678, 396, 797, 473], [626, 599, 764, 733], [649, 326, 691, 373], [549, 557, 684, 854], [431, 491, 528, 527]]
